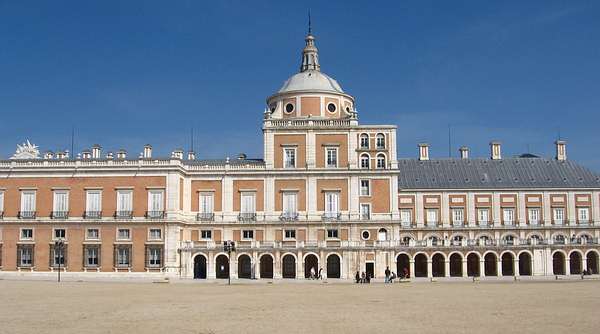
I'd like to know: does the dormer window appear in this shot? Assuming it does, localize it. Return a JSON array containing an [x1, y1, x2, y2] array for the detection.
[[359, 134, 369, 149]]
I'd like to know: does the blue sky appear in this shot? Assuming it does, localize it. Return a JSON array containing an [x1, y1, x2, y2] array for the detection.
[[1, 1, 599, 169]]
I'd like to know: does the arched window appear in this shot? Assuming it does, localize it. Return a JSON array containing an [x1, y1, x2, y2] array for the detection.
[[503, 235, 515, 246], [359, 134, 369, 149], [401, 236, 412, 245], [528, 234, 542, 245], [378, 228, 387, 241], [554, 234, 566, 245], [452, 235, 463, 246], [429, 236, 440, 246], [376, 154, 386, 169], [360, 153, 370, 169], [376, 133, 385, 149], [479, 235, 490, 246]]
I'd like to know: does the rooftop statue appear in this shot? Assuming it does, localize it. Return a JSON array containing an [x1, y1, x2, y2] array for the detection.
[[11, 140, 40, 159]]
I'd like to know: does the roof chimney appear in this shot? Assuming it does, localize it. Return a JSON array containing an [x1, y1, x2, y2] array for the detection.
[[143, 144, 152, 159], [44, 151, 54, 159], [490, 141, 501, 160], [459, 146, 469, 159], [187, 150, 196, 160], [555, 140, 567, 161], [82, 149, 92, 160], [116, 149, 127, 160], [172, 149, 184, 159], [418, 143, 429, 161], [91, 144, 101, 159]]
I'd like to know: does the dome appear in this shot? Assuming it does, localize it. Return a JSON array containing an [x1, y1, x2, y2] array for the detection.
[[278, 70, 344, 94]]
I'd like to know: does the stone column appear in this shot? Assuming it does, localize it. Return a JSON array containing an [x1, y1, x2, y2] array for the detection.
[[462, 259, 468, 278], [582, 256, 588, 273], [480, 259, 486, 277], [565, 257, 571, 275], [514, 258, 520, 277], [298, 251, 304, 279], [208, 251, 216, 279], [409, 260, 415, 278], [427, 260, 433, 278], [497, 258, 503, 276], [231, 254, 238, 279], [445, 259, 450, 278]]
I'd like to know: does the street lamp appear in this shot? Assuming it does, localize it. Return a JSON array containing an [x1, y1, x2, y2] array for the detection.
[[223, 240, 236, 285], [54, 239, 65, 283]]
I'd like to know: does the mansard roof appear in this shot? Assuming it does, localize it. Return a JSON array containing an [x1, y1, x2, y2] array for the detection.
[[398, 157, 600, 190]]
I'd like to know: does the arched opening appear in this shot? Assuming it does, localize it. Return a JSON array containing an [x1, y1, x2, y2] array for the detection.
[[326, 254, 341, 278], [376, 154, 386, 169], [377, 228, 387, 241], [360, 153, 370, 169], [193, 254, 207, 279], [259, 254, 273, 279], [237, 254, 252, 279], [467, 253, 480, 277], [396, 254, 410, 278], [304, 254, 319, 278], [570, 252, 582, 275], [518, 253, 532, 276], [414, 254, 428, 277], [501, 253, 514, 276], [432, 253, 445, 277], [484, 253, 498, 276], [282, 254, 296, 279], [553, 252, 566, 275], [587, 252, 599, 274], [359, 133, 369, 149], [376, 133, 385, 149], [449, 253, 463, 277], [215, 254, 229, 279]]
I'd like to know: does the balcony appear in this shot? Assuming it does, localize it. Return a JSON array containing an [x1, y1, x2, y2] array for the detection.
[[51, 211, 69, 219], [279, 212, 299, 222], [145, 211, 165, 219], [322, 212, 341, 221], [18, 211, 36, 219], [84, 211, 102, 219], [238, 212, 256, 222], [196, 212, 215, 222], [114, 211, 133, 219]]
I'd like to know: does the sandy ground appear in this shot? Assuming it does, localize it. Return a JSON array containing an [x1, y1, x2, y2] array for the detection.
[[1, 279, 599, 334]]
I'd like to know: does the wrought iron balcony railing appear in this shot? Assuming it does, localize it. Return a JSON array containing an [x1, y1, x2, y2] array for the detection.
[[238, 213, 257, 222], [115, 211, 133, 219], [51, 211, 69, 219], [84, 211, 102, 219], [279, 212, 299, 222], [196, 212, 215, 222], [18, 211, 36, 219], [322, 212, 342, 221], [145, 211, 165, 219]]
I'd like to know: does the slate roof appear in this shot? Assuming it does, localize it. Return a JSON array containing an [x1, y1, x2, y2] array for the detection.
[[397, 157, 600, 190]]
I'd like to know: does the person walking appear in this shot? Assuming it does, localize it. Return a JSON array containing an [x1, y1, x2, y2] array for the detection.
[[361, 272, 366, 283], [355, 271, 360, 283], [318, 267, 323, 280], [385, 266, 391, 283], [310, 266, 316, 280]]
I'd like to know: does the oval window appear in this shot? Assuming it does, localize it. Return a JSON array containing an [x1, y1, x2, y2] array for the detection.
[[361, 230, 370, 240], [327, 103, 337, 113], [285, 103, 294, 113]]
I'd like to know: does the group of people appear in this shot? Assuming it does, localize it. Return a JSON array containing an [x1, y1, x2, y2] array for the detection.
[[355, 266, 411, 284], [309, 266, 326, 280]]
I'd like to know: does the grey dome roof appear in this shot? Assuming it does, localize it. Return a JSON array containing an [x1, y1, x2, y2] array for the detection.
[[278, 70, 344, 94]]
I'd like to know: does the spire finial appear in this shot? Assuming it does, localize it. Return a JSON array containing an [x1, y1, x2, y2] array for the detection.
[[300, 11, 320, 72], [308, 10, 312, 35]]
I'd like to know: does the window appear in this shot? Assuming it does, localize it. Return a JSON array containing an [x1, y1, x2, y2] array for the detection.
[[553, 207, 565, 225], [0, 191, 4, 214], [376, 154, 386, 169], [282, 192, 297, 218], [360, 154, 370, 169], [360, 180, 370, 196], [400, 209, 412, 227], [502, 208, 515, 225], [240, 192, 256, 214], [528, 208, 540, 225], [285, 103, 294, 113], [378, 228, 387, 241], [53, 228, 66, 240], [199, 192, 214, 217], [578, 207, 589, 223], [52, 190, 69, 216], [84, 246, 100, 267], [452, 208, 464, 225], [117, 228, 131, 240], [149, 228, 162, 240], [326, 147, 338, 168], [426, 209, 438, 226], [283, 148, 296, 168], [359, 134, 369, 149], [21, 228, 33, 240], [115, 245, 131, 267], [360, 203, 371, 220], [17, 245, 34, 267], [376, 133, 385, 149], [324, 192, 339, 218], [242, 230, 254, 240], [327, 229, 339, 239], [201, 230, 212, 239], [554, 234, 566, 245], [478, 208, 489, 226], [503, 235, 515, 246], [146, 246, 162, 268], [85, 190, 102, 217], [86, 228, 100, 240], [20, 191, 36, 217], [147, 190, 164, 215], [116, 190, 133, 216], [327, 103, 337, 113], [361, 230, 370, 240], [51, 244, 66, 267], [284, 229, 296, 239]]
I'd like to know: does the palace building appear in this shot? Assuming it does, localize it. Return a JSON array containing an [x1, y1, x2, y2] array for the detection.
[[1, 29, 599, 281]]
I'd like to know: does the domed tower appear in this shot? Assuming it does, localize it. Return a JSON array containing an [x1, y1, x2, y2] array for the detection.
[[264, 28, 357, 121]]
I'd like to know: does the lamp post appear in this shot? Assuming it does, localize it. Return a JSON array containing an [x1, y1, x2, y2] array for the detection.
[[223, 240, 235, 285], [54, 239, 65, 283]]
